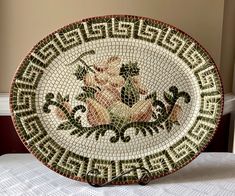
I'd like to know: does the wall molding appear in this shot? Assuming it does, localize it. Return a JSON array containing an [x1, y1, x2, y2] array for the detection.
[[0, 93, 10, 116], [1, 93, 235, 116], [224, 93, 235, 115]]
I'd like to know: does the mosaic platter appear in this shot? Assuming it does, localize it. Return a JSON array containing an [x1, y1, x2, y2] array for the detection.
[[10, 15, 223, 185]]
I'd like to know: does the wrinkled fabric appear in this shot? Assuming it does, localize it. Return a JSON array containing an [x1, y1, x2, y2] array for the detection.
[[0, 153, 235, 196]]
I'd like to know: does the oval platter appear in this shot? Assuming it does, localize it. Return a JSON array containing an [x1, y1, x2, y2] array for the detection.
[[10, 15, 223, 185]]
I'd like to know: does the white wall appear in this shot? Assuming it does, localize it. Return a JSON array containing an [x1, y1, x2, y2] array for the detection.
[[0, 0, 225, 92]]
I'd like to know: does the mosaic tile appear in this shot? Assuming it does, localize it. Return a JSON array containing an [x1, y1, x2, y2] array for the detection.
[[10, 15, 223, 185]]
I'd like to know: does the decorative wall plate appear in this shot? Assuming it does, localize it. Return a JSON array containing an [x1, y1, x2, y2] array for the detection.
[[10, 15, 223, 185]]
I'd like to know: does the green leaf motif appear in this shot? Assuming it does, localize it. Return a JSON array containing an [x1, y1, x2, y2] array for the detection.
[[76, 93, 94, 102], [95, 128, 106, 140], [158, 124, 164, 129], [178, 92, 191, 103], [135, 127, 140, 135], [174, 121, 180, 126], [140, 127, 147, 136], [57, 121, 74, 130], [119, 62, 140, 80], [145, 126, 153, 136], [56, 93, 69, 103], [165, 120, 173, 132], [134, 126, 157, 137], [74, 65, 87, 80], [76, 86, 97, 102], [145, 91, 156, 100], [81, 86, 97, 94], [164, 92, 174, 104], [64, 95, 69, 102], [56, 93, 64, 103], [121, 78, 140, 107], [152, 111, 158, 119]]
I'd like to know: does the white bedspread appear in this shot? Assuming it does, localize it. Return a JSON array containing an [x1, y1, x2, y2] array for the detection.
[[0, 153, 235, 196]]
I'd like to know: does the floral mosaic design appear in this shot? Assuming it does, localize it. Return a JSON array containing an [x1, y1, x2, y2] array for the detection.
[[10, 15, 223, 185], [43, 50, 191, 143]]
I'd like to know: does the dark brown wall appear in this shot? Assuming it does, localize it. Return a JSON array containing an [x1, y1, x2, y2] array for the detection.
[[205, 114, 230, 152], [0, 116, 28, 155], [0, 115, 230, 156]]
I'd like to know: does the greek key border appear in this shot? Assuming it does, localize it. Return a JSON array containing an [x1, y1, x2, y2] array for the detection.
[[10, 15, 223, 184]]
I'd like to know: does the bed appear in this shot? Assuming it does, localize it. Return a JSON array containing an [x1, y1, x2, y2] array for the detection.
[[0, 153, 235, 196]]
